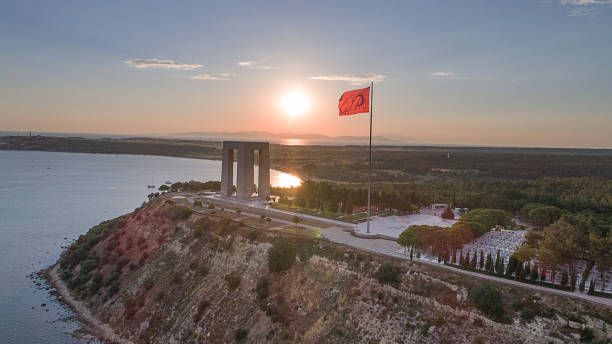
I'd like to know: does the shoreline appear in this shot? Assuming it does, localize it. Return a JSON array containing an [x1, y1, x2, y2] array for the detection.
[[45, 264, 132, 344]]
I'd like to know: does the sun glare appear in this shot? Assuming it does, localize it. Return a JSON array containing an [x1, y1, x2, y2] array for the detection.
[[279, 90, 310, 117]]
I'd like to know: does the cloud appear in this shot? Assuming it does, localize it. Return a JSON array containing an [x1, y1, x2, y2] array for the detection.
[[431, 72, 455, 77], [237, 61, 271, 69], [125, 58, 202, 70], [190, 74, 230, 81], [568, 6, 598, 15], [309, 74, 386, 85], [557, 0, 612, 16]]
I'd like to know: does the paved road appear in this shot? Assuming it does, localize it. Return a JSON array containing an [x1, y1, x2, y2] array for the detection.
[[186, 193, 612, 308]]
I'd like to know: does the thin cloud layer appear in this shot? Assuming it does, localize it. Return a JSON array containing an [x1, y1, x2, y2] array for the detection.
[[190, 74, 230, 80], [125, 59, 202, 70], [237, 61, 271, 69], [431, 72, 455, 77], [310, 74, 386, 85], [558, 0, 612, 17]]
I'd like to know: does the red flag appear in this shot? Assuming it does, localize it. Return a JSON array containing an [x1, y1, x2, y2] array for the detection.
[[338, 86, 370, 116]]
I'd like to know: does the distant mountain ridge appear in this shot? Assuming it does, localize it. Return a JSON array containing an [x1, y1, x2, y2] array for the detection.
[[171, 131, 406, 144]]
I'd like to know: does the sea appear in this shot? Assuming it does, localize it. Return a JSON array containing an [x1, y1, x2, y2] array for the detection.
[[0, 150, 300, 344]]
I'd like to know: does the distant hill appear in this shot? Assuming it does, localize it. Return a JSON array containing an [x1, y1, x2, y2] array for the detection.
[[171, 131, 406, 145]]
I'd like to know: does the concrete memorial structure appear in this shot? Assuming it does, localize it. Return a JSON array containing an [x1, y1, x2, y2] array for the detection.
[[220, 141, 270, 200]]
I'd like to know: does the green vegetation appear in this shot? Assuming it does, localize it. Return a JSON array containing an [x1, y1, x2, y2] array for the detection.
[[234, 328, 248, 341], [169, 180, 221, 192], [397, 209, 511, 262], [268, 239, 296, 272], [169, 206, 192, 221], [470, 285, 504, 321], [375, 263, 401, 285], [514, 213, 612, 292], [225, 272, 241, 291]]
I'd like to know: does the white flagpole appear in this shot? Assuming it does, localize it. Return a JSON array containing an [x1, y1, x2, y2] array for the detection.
[[367, 81, 373, 234]]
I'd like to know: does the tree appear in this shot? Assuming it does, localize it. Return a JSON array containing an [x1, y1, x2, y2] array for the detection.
[[291, 215, 300, 225], [560, 271, 569, 290], [441, 207, 454, 219], [587, 279, 595, 295], [530, 264, 539, 281], [494, 251, 501, 273], [397, 228, 421, 260], [485, 253, 493, 273], [479, 251, 485, 270], [470, 285, 505, 320], [590, 232, 612, 292], [268, 239, 296, 272]]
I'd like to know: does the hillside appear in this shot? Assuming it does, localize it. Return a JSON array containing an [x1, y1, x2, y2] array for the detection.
[[50, 197, 611, 343]]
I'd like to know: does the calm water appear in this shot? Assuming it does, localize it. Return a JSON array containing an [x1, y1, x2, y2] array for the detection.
[[0, 150, 300, 344]]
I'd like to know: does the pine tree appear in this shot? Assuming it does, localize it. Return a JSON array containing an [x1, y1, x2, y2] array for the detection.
[[479, 251, 485, 270]]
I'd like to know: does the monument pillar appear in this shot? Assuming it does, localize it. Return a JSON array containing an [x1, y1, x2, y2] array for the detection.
[[258, 144, 270, 199], [220, 146, 234, 197], [236, 146, 254, 200], [220, 141, 269, 200]]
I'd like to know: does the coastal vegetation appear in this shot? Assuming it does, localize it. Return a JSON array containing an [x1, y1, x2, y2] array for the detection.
[[51, 196, 612, 343]]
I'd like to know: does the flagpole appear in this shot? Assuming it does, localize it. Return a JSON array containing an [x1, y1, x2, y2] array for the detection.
[[367, 81, 373, 234]]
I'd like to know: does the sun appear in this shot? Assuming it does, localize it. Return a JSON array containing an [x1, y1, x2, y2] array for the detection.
[[279, 90, 310, 117]]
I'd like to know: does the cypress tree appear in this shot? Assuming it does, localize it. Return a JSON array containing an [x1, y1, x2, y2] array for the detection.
[[485, 253, 492, 273], [587, 279, 595, 295], [479, 251, 484, 270], [471, 250, 478, 269], [506, 256, 516, 277], [570, 271, 577, 292], [524, 263, 531, 278], [494, 250, 501, 274], [515, 262, 523, 280], [498, 257, 505, 275], [530, 264, 539, 281], [560, 271, 569, 290]]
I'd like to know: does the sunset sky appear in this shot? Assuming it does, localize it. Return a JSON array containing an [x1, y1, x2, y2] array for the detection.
[[1, 1, 611, 148]]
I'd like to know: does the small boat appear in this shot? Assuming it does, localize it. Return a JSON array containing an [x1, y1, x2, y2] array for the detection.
[[147, 177, 156, 189], [165, 180, 172, 185]]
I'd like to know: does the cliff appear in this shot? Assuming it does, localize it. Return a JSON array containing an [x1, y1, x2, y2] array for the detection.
[[52, 197, 612, 343]]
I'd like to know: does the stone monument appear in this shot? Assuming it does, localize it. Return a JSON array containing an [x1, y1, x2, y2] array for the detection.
[[220, 141, 270, 200]]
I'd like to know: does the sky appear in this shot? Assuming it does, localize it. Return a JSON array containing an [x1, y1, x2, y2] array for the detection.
[[1, 0, 611, 148]]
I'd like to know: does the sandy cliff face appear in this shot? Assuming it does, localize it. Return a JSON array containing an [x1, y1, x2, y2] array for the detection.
[[56, 198, 612, 343]]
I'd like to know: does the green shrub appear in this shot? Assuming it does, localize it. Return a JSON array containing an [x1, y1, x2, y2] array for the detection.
[[225, 273, 241, 291], [234, 328, 248, 341], [169, 206, 192, 220], [143, 277, 155, 290], [193, 199, 203, 207], [292, 215, 300, 224], [268, 239, 296, 272], [470, 285, 504, 320], [107, 280, 119, 297], [579, 327, 594, 342], [376, 263, 401, 285], [256, 276, 269, 301], [208, 204, 215, 209]]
